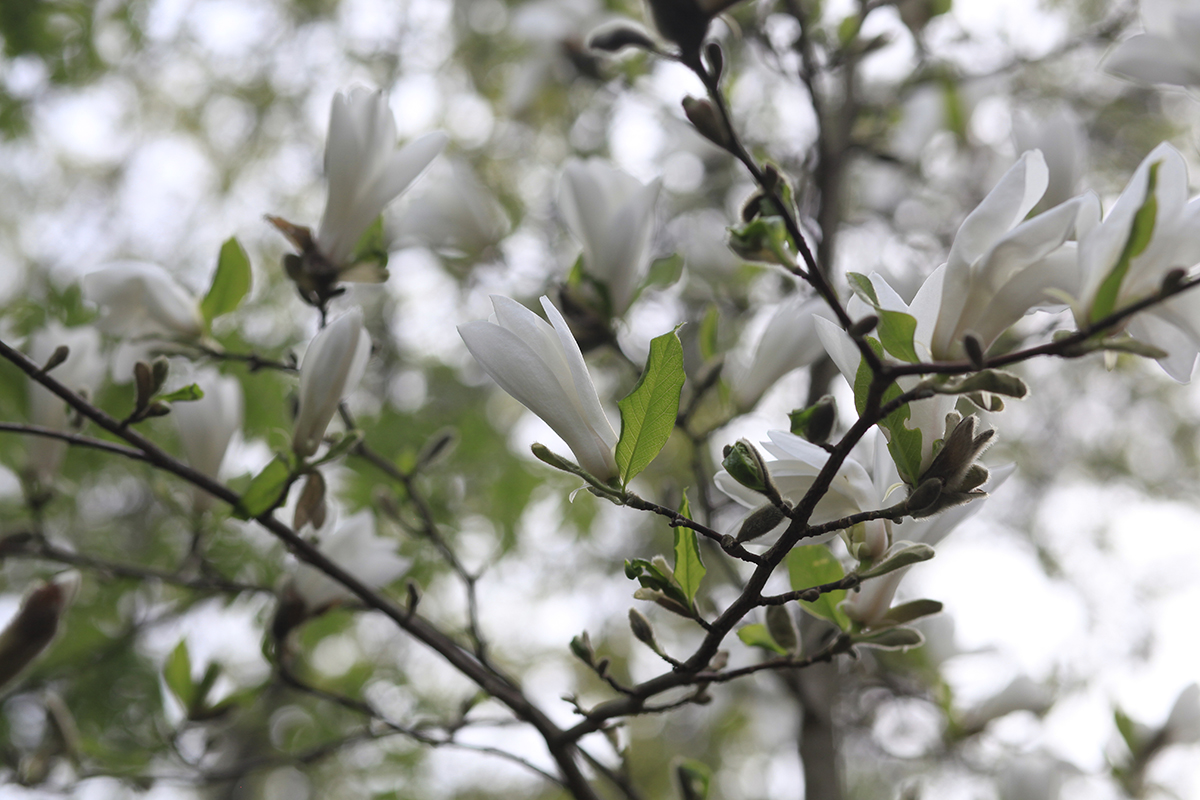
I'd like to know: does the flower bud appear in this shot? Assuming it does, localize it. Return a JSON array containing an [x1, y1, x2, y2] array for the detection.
[[293, 310, 372, 458], [0, 573, 81, 691]]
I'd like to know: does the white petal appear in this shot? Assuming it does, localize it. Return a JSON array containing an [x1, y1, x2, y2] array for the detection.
[[293, 310, 371, 457]]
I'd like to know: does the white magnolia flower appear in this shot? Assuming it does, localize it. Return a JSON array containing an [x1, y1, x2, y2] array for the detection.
[[172, 367, 244, 511], [1072, 143, 1200, 381], [714, 430, 879, 543], [82, 262, 205, 340], [1164, 683, 1200, 745], [293, 310, 372, 458], [814, 274, 959, 480], [997, 753, 1074, 800], [24, 323, 103, 482], [290, 512, 410, 612], [1013, 105, 1087, 212], [959, 675, 1056, 731], [727, 295, 828, 410], [315, 87, 448, 272], [458, 295, 619, 481], [559, 158, 662, 316], [390, 159, 510, 258], [1104, 1, 1200, 88], [931, 150, 1087, 361]]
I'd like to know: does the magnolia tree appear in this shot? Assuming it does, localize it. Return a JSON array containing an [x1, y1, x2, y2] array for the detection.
[[3, 0, 1200, 798]]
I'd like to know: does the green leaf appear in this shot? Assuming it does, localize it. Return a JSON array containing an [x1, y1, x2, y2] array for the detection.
[[615, 328, 686, 487], [881, 598, 943, 626], [787, 545, 851, 630], [699, 304, 719, 362], [310, 430, 364, 467], [157, 383, 204, 403], [234, 456, 292, 519], [200, 238, 252, 325], [625, 558, 691, 612], [727, 217, 794, 266], [859, 542, 935, 579], [788, 396, 836, 443], [854, 342, 924, 483], [163, 640, 194, 710], [851, 626, 924, 650], [737, 623, 788, 655], [927, 369, 1028, 398], [1114, 707, 1142, 755], [845, 274, 919, 362], [645, 253, 684, 289], [672, 527, 706, 606], [675, 758, 712, 800], [877, 310, 920, 362], [1091, 161, 1160, 322]]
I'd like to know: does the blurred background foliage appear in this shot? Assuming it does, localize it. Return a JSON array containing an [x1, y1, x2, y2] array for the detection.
[[1, 0, 1200, 798]]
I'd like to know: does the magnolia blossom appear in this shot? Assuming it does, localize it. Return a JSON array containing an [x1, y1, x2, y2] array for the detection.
[[559, 158, 662, 316], [82, 262, 204, 341], [315, 87, 447, 272], [1104, 1, 1200, 88], [959, 675, 1056, 731], [458, 295, 619, 480], [24, 323, 103, 482], [390, 159, 510, 258], [814, 274, 959, 479], [293, 310, 372, 458], [1013, 105, 1087, 212], [715, 431, 879, 543], [727, 295, 828, 410], [1071, 143, 1200, 381], [837, 438, 1012, 627], [172, 367, 244, 511], [1164, 683, 1200, 745], [289, 512, 410, 612], [930, 150, 1087, 361]]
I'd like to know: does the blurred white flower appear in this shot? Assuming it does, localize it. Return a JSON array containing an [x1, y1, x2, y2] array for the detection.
[[316, 87, 447, 272], [726, 295, 828, 410], [1072, 142, 1200, 381], [997, 753, 1073, 800], [1164, 683, 1200, 745], [293, 310, 372, 458], [82, 262, 204, 340], [931, 150, 1087, 361], [1013, 105, 1087, 211], [290, 512, 409, 612], [24, 323, 103, 482], [1104, 2, 1200, 88], [669, 210, 742, 285], [390, 159, 510, 258], [458, 295, 619, 481], [559, 158, 662, 316], [172, 367, 243, 512], [959, 675, 1056, 731]]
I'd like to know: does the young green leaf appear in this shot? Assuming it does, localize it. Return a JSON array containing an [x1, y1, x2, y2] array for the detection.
[[787, 545, 851, 630], [157, 383, 205, 403], [235, 456, 292, 519], [200, 237, 252, 325], [675, 758, 712, 800], [736, 623, 788, 655], [881, 598, 943, 626], [163, 640, 194, 711], [858, 542, 935, 579], [615, 328, 686, 487], [850, 626, 924, 650], [672, 527, 706, 607], [699, 304, 719, 362]]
